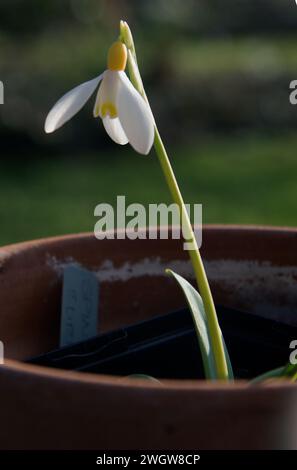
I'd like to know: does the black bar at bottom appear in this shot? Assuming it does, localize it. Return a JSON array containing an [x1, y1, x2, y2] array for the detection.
[[0, 450, 295, 466]]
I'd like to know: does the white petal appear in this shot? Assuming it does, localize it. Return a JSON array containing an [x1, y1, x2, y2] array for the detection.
[[102, 116, 128, 145], [93, 70, 120, 118], [117, 72, 155, 155], [93, 83, 103, 118], [45, 74, 103, 133]]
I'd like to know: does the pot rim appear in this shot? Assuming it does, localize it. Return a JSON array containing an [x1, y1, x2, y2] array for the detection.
[[1, 223, 297, 253], [1, 224, 296, 392], [3, 358, 296, 392]]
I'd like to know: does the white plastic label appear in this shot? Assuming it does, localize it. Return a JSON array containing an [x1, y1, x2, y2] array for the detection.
[[60, 265, 99, 347]]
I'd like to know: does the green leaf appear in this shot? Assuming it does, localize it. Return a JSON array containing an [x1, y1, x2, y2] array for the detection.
[[282, 363, 297, 380], [167, 269, 233, 380], [251, 363, 297, 384], [126, 374, 161, 384], [222, 335, 234, 380]]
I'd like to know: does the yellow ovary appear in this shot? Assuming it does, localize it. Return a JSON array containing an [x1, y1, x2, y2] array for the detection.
[[107, 41, 127, 71]]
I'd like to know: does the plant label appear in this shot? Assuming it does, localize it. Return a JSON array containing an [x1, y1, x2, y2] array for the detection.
[[60, 265, 99, 347]]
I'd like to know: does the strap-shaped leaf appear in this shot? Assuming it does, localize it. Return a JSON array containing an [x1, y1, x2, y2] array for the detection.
[[127, 374, 161, 383], [168, 270, 216, 379], [251, 363, 297, 384], [283, 363, 297, 380], [222, 335, 234, 380], [167, 270, 233, 380]]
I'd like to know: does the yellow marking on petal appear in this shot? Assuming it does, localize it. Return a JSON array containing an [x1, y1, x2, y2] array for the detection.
[[107, 41, 127, 71], [101, 102, 117, 118]]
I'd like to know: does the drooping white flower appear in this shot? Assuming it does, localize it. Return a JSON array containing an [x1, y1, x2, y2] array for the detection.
[[44, 41, 154, 155]]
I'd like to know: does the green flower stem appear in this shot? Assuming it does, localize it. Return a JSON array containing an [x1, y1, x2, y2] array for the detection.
[[154, 129, 228, 380], [120, 21, 228, 380]]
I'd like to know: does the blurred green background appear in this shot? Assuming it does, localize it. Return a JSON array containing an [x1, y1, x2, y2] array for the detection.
[[0, 0, 297, 245]]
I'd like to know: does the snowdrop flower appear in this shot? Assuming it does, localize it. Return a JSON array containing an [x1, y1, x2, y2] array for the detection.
[[44, 41, 154, 155]]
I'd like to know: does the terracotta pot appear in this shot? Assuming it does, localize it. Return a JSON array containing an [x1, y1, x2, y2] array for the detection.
[[0, 225, 296, 450]]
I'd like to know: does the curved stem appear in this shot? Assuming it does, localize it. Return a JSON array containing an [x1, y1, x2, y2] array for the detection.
[[120, 22, 228, 379], [153, 129, 228, 379]]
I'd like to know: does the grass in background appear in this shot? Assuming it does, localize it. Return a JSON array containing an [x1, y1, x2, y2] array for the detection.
[[0, 131, 296, 246], [175, 36, 297, 75]]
